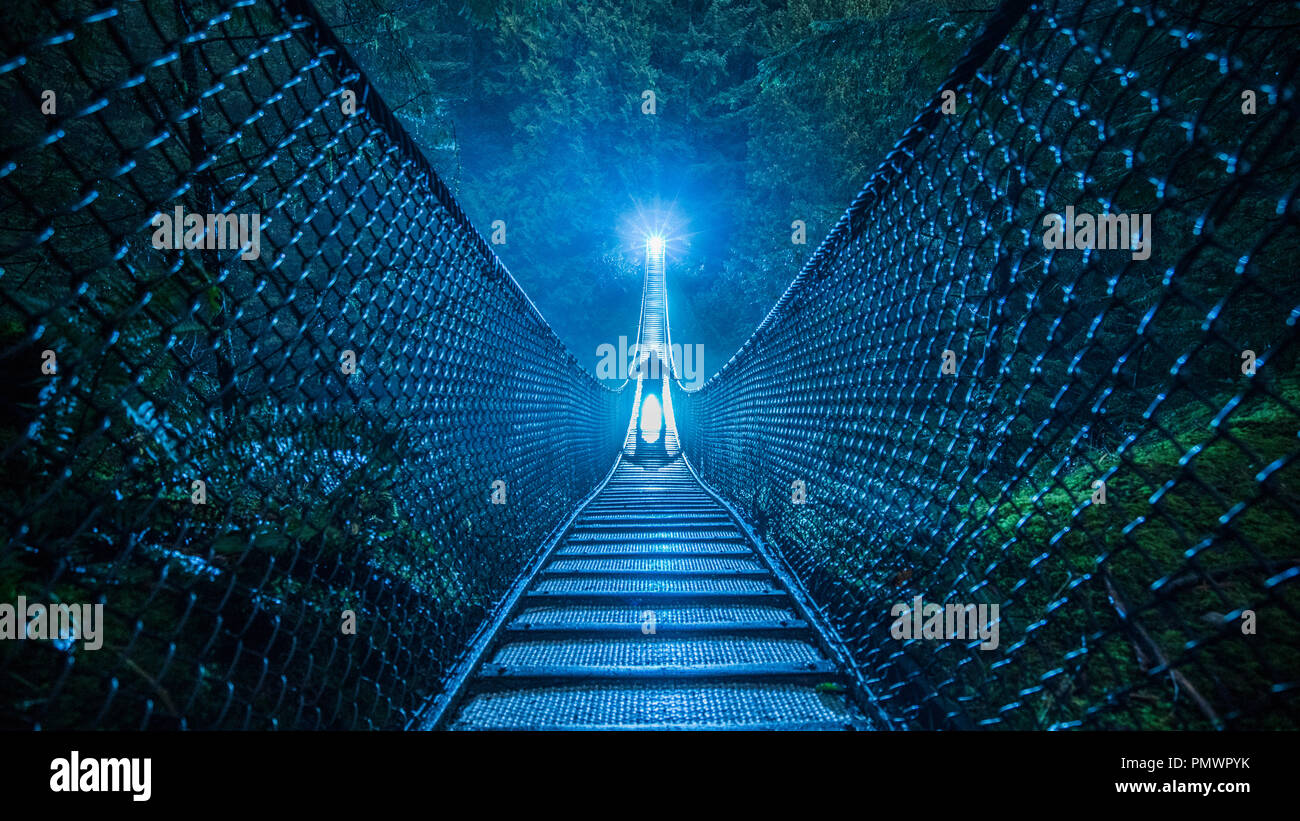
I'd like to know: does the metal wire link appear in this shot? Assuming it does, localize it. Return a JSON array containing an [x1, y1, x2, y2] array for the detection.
[[675, 0, 1300, 729], [0, 0, 630, 729]]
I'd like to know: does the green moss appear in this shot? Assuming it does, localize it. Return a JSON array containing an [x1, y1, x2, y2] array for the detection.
[[776, 378, 1300, 729], [946, 379, 1300, 728]]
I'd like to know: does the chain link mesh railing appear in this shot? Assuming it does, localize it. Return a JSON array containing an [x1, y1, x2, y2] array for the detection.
[[676, 0, 1300, 730], [0, 0, 630, 729]]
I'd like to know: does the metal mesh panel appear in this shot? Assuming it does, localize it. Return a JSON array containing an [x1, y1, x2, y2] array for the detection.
[[514, 605, 797, 625], [533, 577, 775, 594], [545, 558, 762, 573], [492, 635, 821, 667], [675, 0, 1300, 729], [450, 682, 854, 729], [567, 528, 742, 541], [0, 0, 630, 729], [555, 542, 752, 555]]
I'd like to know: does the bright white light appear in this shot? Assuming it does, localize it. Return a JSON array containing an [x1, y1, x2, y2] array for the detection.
[[639, 394, 663, 444], [646, 235, 665, 255]]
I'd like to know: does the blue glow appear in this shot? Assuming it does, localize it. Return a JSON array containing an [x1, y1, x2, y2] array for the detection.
[[639, 394, 663, 443]]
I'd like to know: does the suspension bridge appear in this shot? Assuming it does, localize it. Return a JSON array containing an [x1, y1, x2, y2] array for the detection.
[[0, 0, 1297, 732]]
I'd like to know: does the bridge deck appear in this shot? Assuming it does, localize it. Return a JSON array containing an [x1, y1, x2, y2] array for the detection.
[[446, 457, 868, 730]]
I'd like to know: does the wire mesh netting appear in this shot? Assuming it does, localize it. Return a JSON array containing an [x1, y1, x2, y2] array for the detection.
[[3, 0, 1298, 734], [675, 0, 1300, 729], [0, 0, 630, 729]]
